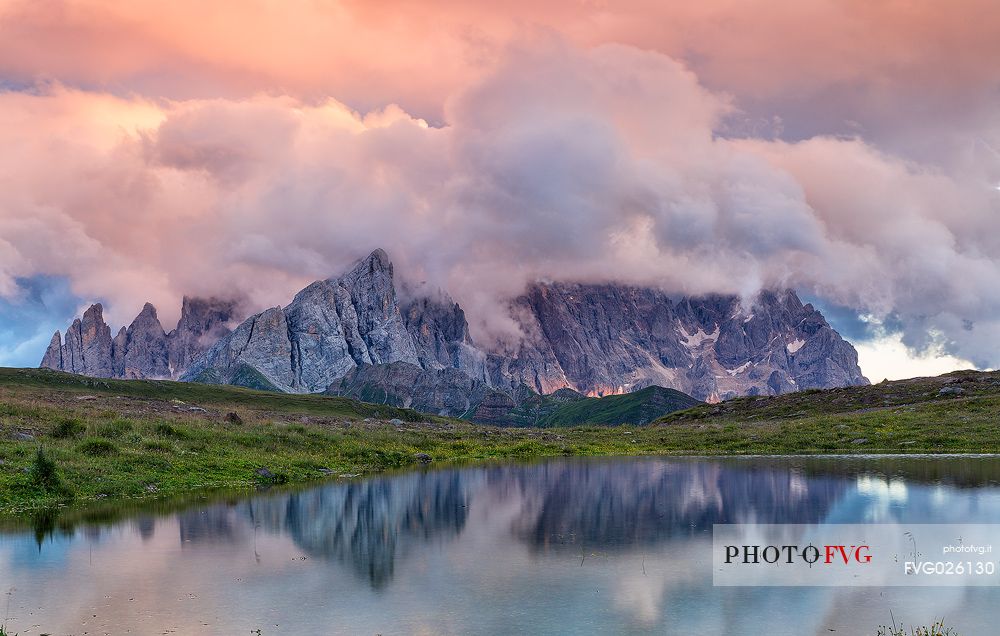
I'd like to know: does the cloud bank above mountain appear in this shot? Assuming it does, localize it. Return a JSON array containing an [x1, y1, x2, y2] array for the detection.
[[0, 1, 998, 373]]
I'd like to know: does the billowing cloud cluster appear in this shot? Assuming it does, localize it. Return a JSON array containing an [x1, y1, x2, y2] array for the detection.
[[2, 1, 998, 159], [0, 6, 999, 370]]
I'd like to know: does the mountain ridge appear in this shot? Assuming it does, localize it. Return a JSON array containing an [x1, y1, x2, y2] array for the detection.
[[40, 297, 241, 380], [42, 249, 868, 417]]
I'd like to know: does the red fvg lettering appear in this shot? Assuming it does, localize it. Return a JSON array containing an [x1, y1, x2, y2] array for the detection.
[[824, 545, 871, 564]]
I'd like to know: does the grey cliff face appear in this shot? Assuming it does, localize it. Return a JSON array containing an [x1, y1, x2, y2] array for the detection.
[[44, 248, 867, 409], [338, 249, 419, 366], [402, 291, 487, 381], [167, 296, 240, 375], [112, 327, 127, 377], [182, 250, 422, 392], [40, 296, 241, 381], [80, 304, 115, 377], [495, 283, 868, 401], [40, 331, 62, 370], [47, 304, 116, 378]]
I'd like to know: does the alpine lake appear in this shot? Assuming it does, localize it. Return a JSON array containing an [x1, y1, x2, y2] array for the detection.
[[2, 455, 999, 635]]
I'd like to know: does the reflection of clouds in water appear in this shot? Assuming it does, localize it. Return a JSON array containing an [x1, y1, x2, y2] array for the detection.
[[856, 475, 909, 523], [857, 475, 909, 502], [828, 475, 1000, 526], [611, 539, 713, 629]]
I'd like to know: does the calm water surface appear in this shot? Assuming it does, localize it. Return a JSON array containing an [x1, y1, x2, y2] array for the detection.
[[3, 455, 1000, 635]]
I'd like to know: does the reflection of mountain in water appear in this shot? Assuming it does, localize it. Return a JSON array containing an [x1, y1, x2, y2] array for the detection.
[[240, 470, 474, 589], [171, 459, 851, 587], [178, 505, 249, 545], [494, 459, 850, 549], [166, 460, 854, 587]]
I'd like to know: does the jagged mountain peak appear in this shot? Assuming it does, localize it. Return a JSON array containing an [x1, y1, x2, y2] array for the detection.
[[82, 302, 105, 319], [41, 295, 242, 381], [182, 251, 420, 391], [336, 248, 393, 285], [364, 247, 392, 270]]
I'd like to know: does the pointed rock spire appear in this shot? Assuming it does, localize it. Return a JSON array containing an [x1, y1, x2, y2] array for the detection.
[[40, 331, 63, 370], [79, 303, 115, 377], [123, 303, 169, 379], [337, 248, 418, 366], [62, 317, 84, 373], [112, 326, 127, 377]]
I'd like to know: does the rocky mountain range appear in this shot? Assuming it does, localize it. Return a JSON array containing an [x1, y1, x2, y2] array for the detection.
[[40, 296, 241, 380], [41, 248, 868, 418]]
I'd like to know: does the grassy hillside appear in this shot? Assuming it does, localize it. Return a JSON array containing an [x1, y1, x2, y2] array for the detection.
[[538, 386, 701, 426], [0, 368, 695, 513], [489, 388, 589, 426], [490, 385, 700, 427], [0, 367, 434, 420], [657, 369, 1000, 452]]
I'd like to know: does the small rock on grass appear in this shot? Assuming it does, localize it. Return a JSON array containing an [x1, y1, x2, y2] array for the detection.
[[255, 467, 275, 479], [851, 438, 869, 445], [224, 412, 244, 425], [389, 418, 404, 425], [414, 453, 432, 464]]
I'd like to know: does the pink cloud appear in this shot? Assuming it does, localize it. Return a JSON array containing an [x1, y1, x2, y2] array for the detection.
[[1, 35, 998, 366]]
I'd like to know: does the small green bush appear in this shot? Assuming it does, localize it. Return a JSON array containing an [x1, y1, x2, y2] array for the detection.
[[50, 417, 86, 439], [29, 447, 62, 492], [141, 439, 173, 452], [96, 417, 134, 438], [154, 423, 189, 439], [77, 437, 118, 456]]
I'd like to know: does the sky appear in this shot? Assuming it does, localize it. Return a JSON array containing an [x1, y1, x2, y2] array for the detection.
[[1, 0, 999, 380]]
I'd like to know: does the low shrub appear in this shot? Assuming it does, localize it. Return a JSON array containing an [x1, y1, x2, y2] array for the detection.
[[142, 439, 173, 452], [50, 417, 86, 439], [96, 417, 134, 438], [29, 447, 63, 492], [77, 437, 118, 456], [154, 423, 189, 439]]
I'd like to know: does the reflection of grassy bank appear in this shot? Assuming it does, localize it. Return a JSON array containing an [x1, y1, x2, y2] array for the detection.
[[2, 367, 1000, 513], [0, 481, 300, 546]]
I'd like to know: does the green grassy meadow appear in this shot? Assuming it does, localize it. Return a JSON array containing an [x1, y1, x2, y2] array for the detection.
[[1, 367, 998, 513]]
